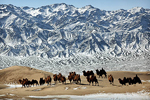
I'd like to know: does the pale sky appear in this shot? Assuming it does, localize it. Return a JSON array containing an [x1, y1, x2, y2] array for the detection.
[[0, 0, 150, 11]]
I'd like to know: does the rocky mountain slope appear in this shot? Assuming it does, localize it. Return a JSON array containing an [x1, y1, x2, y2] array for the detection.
[[0, 3, 150, 72]]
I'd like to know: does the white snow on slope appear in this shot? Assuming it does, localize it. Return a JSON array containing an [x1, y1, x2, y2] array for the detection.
[[0, 3, 150, 74], [0, 53, 149, 76]]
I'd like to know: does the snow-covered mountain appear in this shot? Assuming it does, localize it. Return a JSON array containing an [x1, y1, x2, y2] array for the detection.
[[0, 3, 150, 73]]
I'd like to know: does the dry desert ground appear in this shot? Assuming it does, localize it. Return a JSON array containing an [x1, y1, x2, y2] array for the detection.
[[0, 66, 150, 99]]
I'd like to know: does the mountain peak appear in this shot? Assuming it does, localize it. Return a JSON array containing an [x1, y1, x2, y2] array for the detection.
[[22, 6, 30, 10], [82, 5, 95, 9], [85, 5, 94, 8], [49, 3, 74, 9], [128, 6, 145, 13]]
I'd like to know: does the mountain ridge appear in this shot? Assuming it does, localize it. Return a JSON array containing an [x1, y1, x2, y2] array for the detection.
[[0, 3, 150, 58]]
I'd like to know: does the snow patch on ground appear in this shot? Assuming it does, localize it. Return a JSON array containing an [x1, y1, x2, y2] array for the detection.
[[65, 87, 69, 90], [147, 80, 150, 82], [73, 86, 87, 90], [0, 94, 6, 97], [142, 80, 150, 83], [28, 90, 150, 100], [5, 84, 22, 88]]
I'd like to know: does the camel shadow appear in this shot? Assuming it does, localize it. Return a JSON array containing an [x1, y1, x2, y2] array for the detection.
[[112, 84, 122, 87], [79, 83, 90, 85]]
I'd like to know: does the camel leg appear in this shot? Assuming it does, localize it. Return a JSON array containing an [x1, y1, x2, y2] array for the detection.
[[80, 79, 81, 84]]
